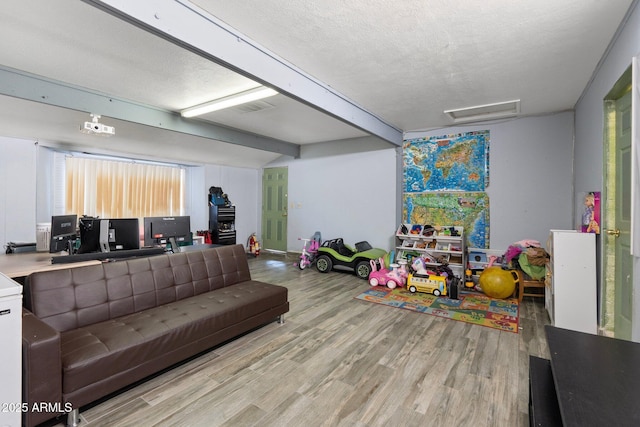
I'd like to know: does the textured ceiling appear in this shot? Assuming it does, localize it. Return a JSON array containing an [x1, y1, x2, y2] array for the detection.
[[0, 0, 635, 167], [192, 0, 633, 131]]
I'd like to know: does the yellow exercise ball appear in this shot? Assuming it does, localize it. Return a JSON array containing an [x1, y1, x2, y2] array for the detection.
[[479, 267, 518, 299]]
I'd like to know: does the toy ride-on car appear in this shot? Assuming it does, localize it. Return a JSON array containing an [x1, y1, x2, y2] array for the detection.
[[369, 258, 408, 289], [315, 238, 387, 279], [406, 273, 448, 296]]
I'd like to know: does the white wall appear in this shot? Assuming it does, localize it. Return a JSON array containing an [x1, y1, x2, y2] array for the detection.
[[575, 3, 639, 193], [266, 113, 575, 255], [405, 111, 575, 250], [0, 137, 37, 246], [574, 1, 640, 340], [267, 138, 399, 252], [0, 139, 262, 252], [35, 145, 55, 223], [203, 164, 260, 248], [0, 113, 576, 261], [184, 165, 207, 233]]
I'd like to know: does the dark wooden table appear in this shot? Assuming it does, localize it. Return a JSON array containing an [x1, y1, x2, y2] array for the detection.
[[545, 325, 640, 426]]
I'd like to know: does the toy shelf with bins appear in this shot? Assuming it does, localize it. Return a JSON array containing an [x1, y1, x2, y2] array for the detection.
[[467, 248, 505, 271], [466, 247, 505, 288], [395, 224, 465, 278]]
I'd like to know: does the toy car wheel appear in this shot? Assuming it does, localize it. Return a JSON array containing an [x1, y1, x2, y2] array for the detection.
[[369, 277, 379, 286], [316, 255, 333, 273], [409, 285, 417, 293], [298, 259, 306, 270], [433, 289, 441, 297], [355, 261, 371, 280], [387, 280, 397, 289]]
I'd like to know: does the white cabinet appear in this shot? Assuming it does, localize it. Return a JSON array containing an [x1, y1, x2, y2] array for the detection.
[[0, 272, 22, 427], [395, 224, 465, 278], [546, 230, 597, 334]]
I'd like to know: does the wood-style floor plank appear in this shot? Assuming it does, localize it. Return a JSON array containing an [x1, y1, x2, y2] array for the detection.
[[45, 252, 549, 427]]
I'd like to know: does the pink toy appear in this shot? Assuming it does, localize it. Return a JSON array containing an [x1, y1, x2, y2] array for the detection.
[[397, 259, 409, 280], [513, 239, 541, 248], [487, 255, 498, 268], [296, 237, 320, 270], [369, 258, 407, 289], [369, 257, 389, 282]]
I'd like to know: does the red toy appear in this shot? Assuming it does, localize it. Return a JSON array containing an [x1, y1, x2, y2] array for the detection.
[[247, 233, 260, 257]]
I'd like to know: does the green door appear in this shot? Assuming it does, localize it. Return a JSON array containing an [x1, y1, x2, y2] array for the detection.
[[604, 81, 633, 339], [262, 167, 288, 252]]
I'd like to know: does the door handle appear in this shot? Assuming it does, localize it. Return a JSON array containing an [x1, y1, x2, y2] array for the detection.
[[606, 229, 620, 237]]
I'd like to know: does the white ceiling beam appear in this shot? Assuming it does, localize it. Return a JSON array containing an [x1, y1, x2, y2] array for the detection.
[[0, 66, 300, 158], [83, 0, 403, 146]]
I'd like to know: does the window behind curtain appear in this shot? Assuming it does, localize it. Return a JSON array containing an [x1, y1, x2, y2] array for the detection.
[[65, 156, 185, 219]]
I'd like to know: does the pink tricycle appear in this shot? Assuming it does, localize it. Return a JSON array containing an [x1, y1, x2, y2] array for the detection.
[[369, 258, 408, 289], [296, 232, 321, 270]]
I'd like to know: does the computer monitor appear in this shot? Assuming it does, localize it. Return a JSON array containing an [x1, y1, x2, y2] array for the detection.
[[107, 218, 140, 251], [143, 216, 192, 249], [49, 214, 78, 253], [77, 217, 140, 253]]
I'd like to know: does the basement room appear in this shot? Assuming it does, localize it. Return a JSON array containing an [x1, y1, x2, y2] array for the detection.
[[1, 1, 640, 426]]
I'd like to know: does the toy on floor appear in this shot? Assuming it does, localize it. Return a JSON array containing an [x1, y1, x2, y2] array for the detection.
[[465, 269, 475, 288], [296, 231, 321, 270], [407, 256, 459, 298], [368, 257, 388, 285], [407, 273, 447, 296], [397, 259, 409, 280], [369, 258, 407, 289], [478, 266, 519, 299], [247, 233, 260, 257], [315, 238, 387, 279], [465, 254, 498, 291]]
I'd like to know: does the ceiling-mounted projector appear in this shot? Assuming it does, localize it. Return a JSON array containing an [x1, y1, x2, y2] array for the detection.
[[80, 114, 115, 136]]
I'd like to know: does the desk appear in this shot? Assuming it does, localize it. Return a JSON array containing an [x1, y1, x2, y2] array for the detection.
[[0, 252, 100, 279], [541, 325, 640, 426]]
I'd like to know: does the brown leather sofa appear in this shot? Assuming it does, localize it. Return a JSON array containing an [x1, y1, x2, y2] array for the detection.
[[21, 244, 289, 426]]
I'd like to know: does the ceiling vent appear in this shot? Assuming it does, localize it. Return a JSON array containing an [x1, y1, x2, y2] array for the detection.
[[232, 100, 275, 113], [444, 99, 520, 123]]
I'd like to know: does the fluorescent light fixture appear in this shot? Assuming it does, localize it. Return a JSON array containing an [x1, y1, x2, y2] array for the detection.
[[444, 99, 520, 123], [181, 86, 279, 118]]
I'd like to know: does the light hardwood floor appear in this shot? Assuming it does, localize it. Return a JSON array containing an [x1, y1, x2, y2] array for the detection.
[[50, 253, 550, 427]]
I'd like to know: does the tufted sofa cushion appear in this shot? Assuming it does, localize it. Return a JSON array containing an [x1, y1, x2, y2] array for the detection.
[[61, 280, 286, 396], [22, 244, 289, 416], [25, 244, 253, 332]]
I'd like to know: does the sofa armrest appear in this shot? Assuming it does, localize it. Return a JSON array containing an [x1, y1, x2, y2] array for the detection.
[[22, 308, 63, 427]]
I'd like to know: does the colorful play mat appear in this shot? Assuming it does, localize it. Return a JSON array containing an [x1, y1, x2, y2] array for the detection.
[[355, 287, 519, 333]]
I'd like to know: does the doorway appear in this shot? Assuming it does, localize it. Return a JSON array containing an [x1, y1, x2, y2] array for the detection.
[[603, 66, 633, 339], [261, 167, 288, 252]]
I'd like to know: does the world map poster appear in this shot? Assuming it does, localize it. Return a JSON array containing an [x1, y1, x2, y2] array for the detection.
[[404, 130, 489, 192], [404, 192, 490, 248]]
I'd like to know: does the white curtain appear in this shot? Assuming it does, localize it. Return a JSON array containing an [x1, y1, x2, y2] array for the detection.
[[65, 156, 185, 219]]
